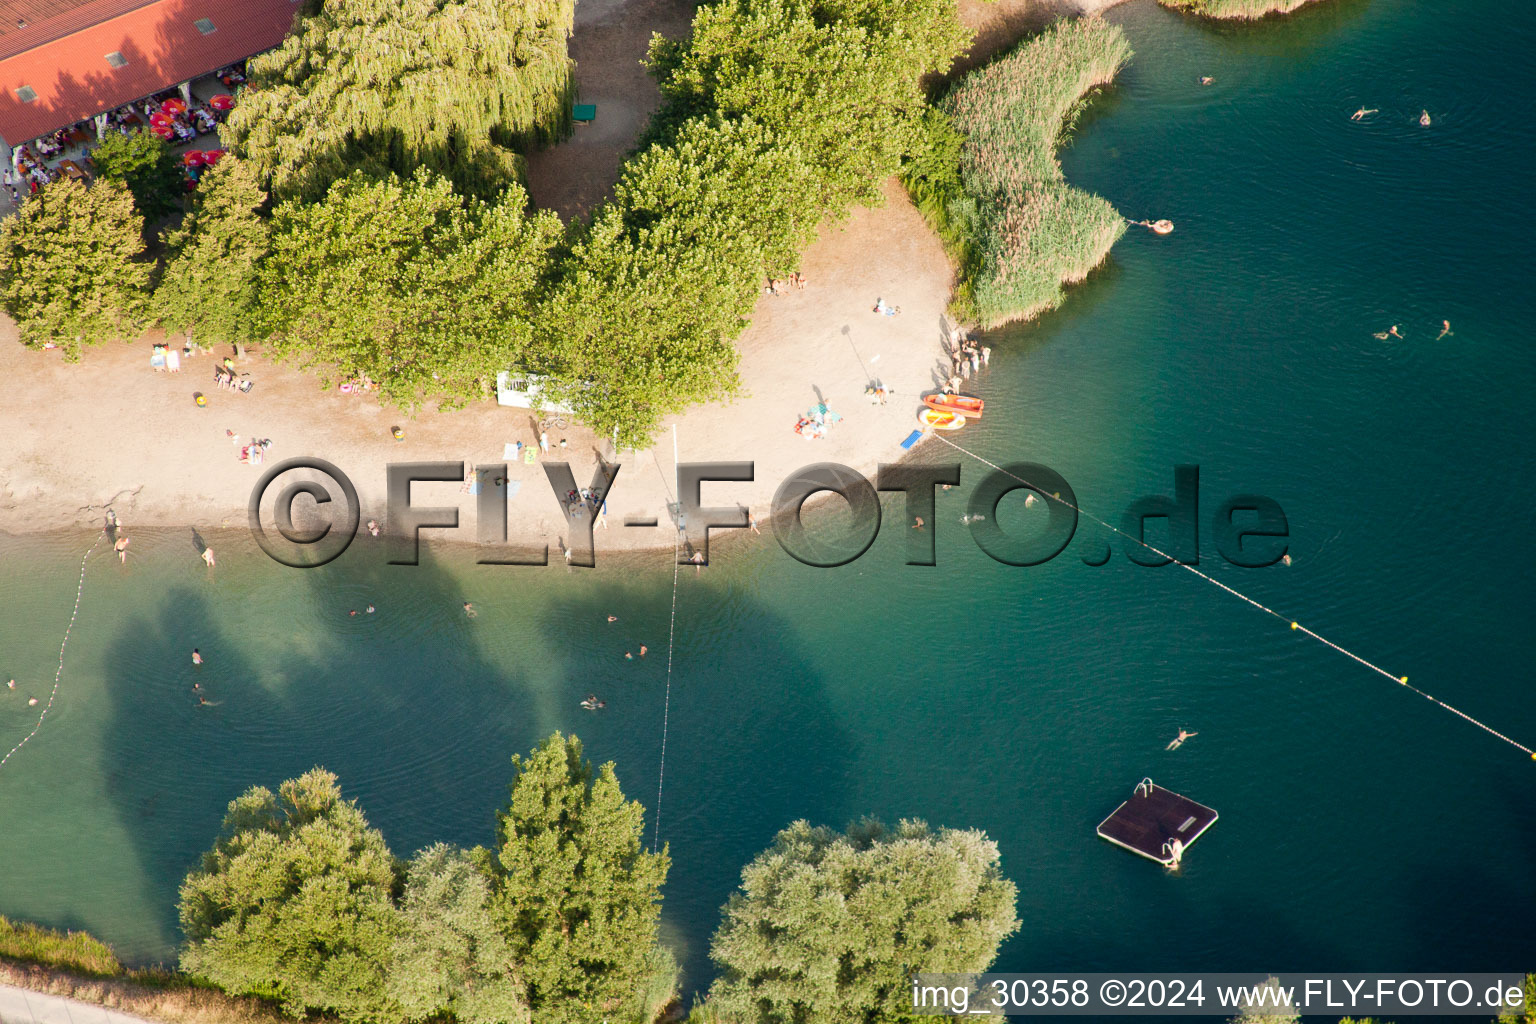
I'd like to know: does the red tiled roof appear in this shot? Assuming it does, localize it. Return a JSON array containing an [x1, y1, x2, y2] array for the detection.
[[0, 0, 296, 145]]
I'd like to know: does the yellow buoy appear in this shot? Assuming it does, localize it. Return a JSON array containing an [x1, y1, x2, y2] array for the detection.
[[1399, 676, 1409, 684], [1290, 622, 1298, 630]]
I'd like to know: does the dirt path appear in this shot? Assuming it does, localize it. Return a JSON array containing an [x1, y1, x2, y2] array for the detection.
[[522, 0, 696, 220]]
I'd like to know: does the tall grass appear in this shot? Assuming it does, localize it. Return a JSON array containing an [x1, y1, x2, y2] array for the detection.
[[912, 16, 1132, 327], [0, 916, 123, 978], [1159, 0, 1324, 18]]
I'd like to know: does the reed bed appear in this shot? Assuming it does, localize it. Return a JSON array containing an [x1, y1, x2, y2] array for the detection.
[[1158, 0, 1323, 18], [929, 16, 1132, 327]]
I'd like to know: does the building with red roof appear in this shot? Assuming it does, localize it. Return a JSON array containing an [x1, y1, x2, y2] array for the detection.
[[0, 0, 295, 158]]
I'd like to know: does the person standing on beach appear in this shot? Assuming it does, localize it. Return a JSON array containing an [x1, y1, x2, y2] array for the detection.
[[539, 432, 550, 453], [748, 511, 760, 534]]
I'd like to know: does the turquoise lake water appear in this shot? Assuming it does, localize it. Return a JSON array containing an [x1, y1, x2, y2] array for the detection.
[[2, 0, 1534, 994]]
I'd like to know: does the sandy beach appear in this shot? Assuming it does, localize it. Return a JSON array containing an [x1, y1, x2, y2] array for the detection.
[[0, 0, 1127, 553]]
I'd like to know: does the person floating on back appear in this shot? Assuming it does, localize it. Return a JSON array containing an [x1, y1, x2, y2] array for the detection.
[[1166, 729, 1198, 751]]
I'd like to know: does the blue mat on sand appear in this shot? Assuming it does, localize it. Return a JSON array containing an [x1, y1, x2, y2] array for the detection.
[[900, 430, 922, 450]]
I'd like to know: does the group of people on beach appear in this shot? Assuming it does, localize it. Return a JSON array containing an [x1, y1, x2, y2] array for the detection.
[[943, 333, 991, 393], [765, 272, 807, 296]]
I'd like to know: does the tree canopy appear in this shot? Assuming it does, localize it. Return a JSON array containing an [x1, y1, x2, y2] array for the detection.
[[256, 171, 561, 407], [491, 733, 676, 1023], [157, 156, 271, 347], [177, 769, 402, 1021], [224, 0, 575, 201], [388, 844, 528, 1024], [91, 129, 186, 220], [706, 818, 1020, 1023], [0, 177, 148, 357]]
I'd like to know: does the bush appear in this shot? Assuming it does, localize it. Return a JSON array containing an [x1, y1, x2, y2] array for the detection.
[[908, 16, 1132, 327], [1159, 0, 1323, 18]]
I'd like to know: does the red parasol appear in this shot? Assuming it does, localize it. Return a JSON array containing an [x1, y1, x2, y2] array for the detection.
[[202, 149, 224, 165], [208, 93, 234, 111], [160, 97, 187, 115], [149, 112, 171, 125], [150, 123, 175, 139], [182, 151, 206, 167]]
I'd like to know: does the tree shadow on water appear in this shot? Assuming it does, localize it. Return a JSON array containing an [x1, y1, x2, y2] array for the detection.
[[93, 542, 855, 998]]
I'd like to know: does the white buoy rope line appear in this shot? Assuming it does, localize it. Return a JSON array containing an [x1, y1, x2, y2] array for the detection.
[[1, 533, 105, 770], [653, 425, 683, 849], [932, 433, 1536, 761]]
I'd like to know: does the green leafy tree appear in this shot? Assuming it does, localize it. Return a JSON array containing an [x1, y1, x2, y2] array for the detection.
[[178, 769, 402, 1021], [157, 156, 270, 347], [538, 115, 829, 445], [388, 843, 529, 1024], [491, 733, 676, 1023], [91, 129, 185, 219], [224, 0, 575, 201], [1497, 974, 1535, 1024], [256, 170, 561, 407], [1228, 977, 1299, 1024], [0, 177, 148, 357], [706, 818, 1020, 1023], [648, 0, 968, 214]]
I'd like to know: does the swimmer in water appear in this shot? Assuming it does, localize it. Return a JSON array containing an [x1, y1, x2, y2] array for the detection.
[[192, 649, 203, 666], [1437, 320, 1452, 340], [193, 682, 201, 691], [28, 697, 38, 706], [366, 605, 375, 614], [639, 645, 648, 658], [1166, 728, 1197, 751], [115, 535, 130, 563], [1282, 553, 1292, 566], [1199, 76, 1213, 85], [1389, 324, 1404, 339], [349, 609, 357, 617], [1419, 109, 1431, 126], [1024, 494, 1039, 508], [625, 652, 634, 660], [912, 516, 924, 530], [6, 679, 14, 690], [1372, 330, 1390, 340], [607, 615, 617, 622], [367, 519, 381, 537], [463, 602, 477, 618], [1350, 107, 1378, 121], [201, 547, 216, 567]]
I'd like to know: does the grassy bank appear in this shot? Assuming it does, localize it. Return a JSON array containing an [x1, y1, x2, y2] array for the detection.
[[1158, 0, 1327, 18], [905, 16, 1132, 328], [0, 917, 287, 1024]]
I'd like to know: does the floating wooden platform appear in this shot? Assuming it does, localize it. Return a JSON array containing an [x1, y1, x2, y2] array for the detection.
[[1097, 779, 1217, 866]]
